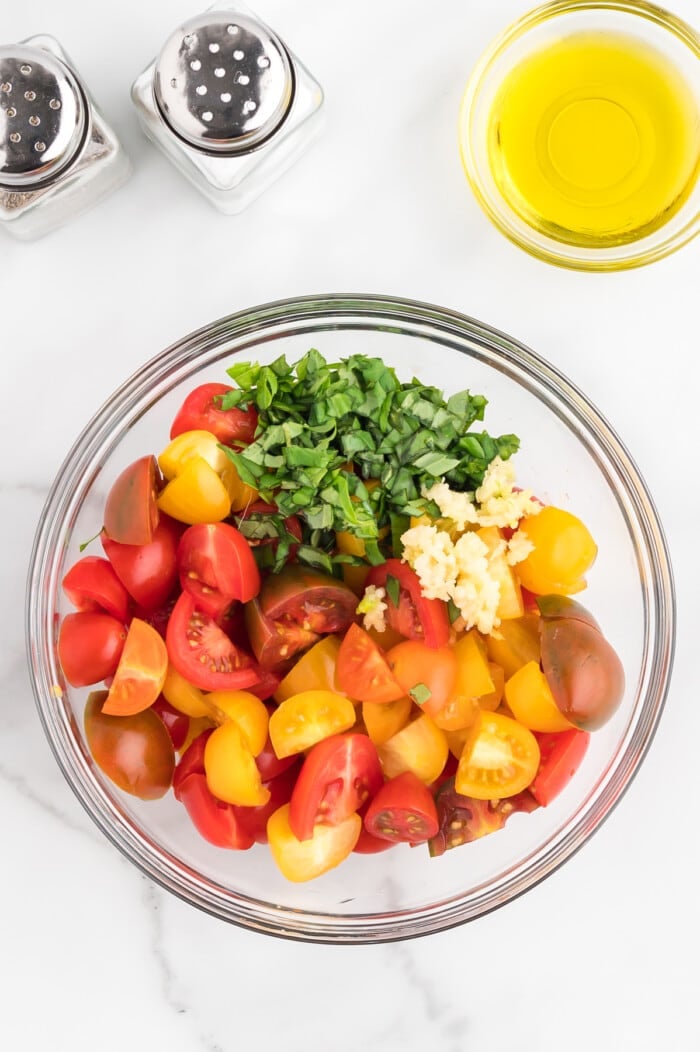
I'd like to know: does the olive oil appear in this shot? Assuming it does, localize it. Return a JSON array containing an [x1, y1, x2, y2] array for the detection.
[[487, 31, 700, 246]]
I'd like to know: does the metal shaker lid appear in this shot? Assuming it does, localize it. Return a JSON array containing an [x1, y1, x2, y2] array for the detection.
[[154, 11, 294, 155], [0, 44, 87, 189]]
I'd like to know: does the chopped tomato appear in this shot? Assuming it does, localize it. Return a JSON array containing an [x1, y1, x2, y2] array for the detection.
[[58, 612, 126, 687], [485, 613, 541, 679], [177, 522, 260, 617], [169, 382, 258, 446], [530, 729, 591, 805], [161, 663, 211, 718], [336, 624, 405, 704], [268, 690, 356, 759], [62, 556, 130, 623], [504, 660, 574, 733], [363, 771, 439, 844], [378, 712, 449, 785], [288, 733, 383, 841], [103, 455, 161, 546], [455, 711, 540, 799], [202, 688, 269, 756], [102, 618, 168, 716], [175, 772, 254, 849], [151, 696, 190, 750], [387, 639, 457, 719], [204, 722, 270, 806], [258, 564, 358, 635], [244, 597, 319, 670], [157, 456, 231, 525], [515, 506, 598, 595], [235, 763, 301, 844], [102, 514, 181, 612], [274, 635, 342, 702], [428, 778, 539, 856], [255, 723, 300, 781], [166, 591, 260, 692], [362, 695, 412, 747], [365, 559, 449, 649], [267, 804, 361, 882], [84, 690, 174, 800]]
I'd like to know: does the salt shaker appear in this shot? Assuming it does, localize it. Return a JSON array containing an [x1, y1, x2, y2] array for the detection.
[[131, 5, 324, 214], [0, 35, 130, 240]]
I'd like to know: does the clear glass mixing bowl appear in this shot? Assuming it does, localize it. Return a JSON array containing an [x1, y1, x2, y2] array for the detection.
[[26, 294, 675, 942]]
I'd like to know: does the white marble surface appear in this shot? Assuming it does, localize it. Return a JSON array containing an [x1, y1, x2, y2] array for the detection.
[[3, 0, 699, 1048]]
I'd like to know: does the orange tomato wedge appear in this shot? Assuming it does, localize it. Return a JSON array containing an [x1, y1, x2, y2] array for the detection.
[[102, 618, 168, 716]]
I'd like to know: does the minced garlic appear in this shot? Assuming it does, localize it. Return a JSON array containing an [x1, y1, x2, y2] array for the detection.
[[356, 584, 388, 634]]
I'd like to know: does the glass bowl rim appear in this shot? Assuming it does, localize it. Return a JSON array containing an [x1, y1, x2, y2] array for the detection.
[[458, 0, 700, 272], [25, 292, 676, 942]]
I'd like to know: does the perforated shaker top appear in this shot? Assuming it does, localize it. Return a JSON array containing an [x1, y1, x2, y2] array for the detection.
[[154, 12, 294, 154], [0, 44, 87, 189]]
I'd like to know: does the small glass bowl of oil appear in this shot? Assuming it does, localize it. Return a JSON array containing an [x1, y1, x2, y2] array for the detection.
[[459, 0, 700, 270]]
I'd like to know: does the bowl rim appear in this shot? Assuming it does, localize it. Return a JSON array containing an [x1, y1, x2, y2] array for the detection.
[[25, 292, 676, 942], [458, 0, 700, 272]]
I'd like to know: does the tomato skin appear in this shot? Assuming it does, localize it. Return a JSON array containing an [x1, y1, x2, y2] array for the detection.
[[166, 591, 260, 692], [428, 778, 539, 857], [170, 382, 258, 446], [365, 559, 449, 649], [539, 609, 625, 730], [103, 455, 161, 546], [177, 522, 260, 616], [173, 729, 211, 789], [515, 506, 597, 595], [364, 771, 439, 844], [151, 696, 190, 750], [530, 729, 591, 805], [102, 515, 181, 612], [267, 804, 361, 882], [62, 556, 130, 623], [259, 564, 358, 634], [336, 624, 405, 704], [175, 772, 255, 849], [84, 690, 174, 800], [388, 640, 457, 719], [58, 612, 126, 687], [288, 733, 384, 841]]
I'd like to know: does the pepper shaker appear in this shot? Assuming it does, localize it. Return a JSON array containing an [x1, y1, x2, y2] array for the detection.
[[131, 5, 324, 214], [0, 36, 130, 240]]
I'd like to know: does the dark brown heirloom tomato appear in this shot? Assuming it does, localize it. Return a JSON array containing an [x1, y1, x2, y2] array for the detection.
[[103, 455, 161, 546], [246, 566, 358, 670], [428, 778, 539, 857], [84, 691, 175, 800], [537, 596, 625, 731]]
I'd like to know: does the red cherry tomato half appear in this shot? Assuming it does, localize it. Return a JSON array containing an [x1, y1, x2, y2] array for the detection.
[[335, 624, 405, 704], [58, 612, 126, 687], [177, 522, 260, 617], [428, 778, 539, 857], [102, 515, 181, 612], [175, 773, 255, 849], [84, 690, 175, 800], [169, 383, 258, 446], [363, 771, 439, 844], [166, 591, 260, 692], [288, 733, 384, 841], [62, 556, 130, 622], [530, 729, 591, 806], [152, 696, 190, 750], [103, 455, 161, 546], [173, 729, 210, 790], [255, 726, 299, 782], [365, 559, 449, 649]]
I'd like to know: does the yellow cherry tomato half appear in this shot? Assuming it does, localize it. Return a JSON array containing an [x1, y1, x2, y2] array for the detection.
[[157, 456, 231, 525], [267, 804, 361, 883], [273, 635, 343, 703], [268, 690, 356, 759], [158, 428, 257, 512], [202, 689, 269, 756], [485, 614, 541, 679], [161, 664, 211, 718], [455, 711, 540, 800], [362, 696, 413, 746], [515, 506, 597, 596], [504, 660, 575, 733], [204, 722, 270, 806], [378, 712, 449, 785], [101, 618, 168, 716]]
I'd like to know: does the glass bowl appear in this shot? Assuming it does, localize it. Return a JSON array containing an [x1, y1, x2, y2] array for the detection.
[[459, 1, 700, 271], [26, 294, 674, 942]]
